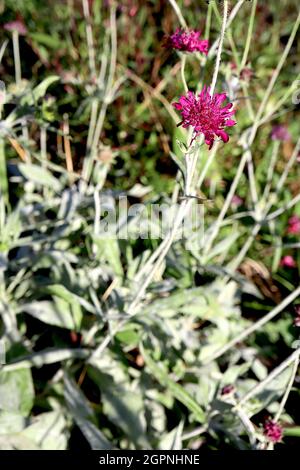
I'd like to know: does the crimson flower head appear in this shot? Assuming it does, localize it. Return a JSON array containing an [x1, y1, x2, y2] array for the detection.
[[287, 215, 300, 234], [164, 28, 209, 55], [263, 419, 283, 443], [280, 255, 296, 268], [173, 86, 236, 149]]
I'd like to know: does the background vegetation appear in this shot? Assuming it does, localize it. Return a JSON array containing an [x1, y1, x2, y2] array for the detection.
[[0, 0, 300, 450]]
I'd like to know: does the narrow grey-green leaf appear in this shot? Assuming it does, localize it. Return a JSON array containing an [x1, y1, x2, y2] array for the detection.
[[140, 343, 205, 423], [19, 163, 61, 192], [3, 348, 89, 372], [64, 374, 113, 450]]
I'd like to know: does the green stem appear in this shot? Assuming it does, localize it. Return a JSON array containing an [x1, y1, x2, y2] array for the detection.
[[202, 286, 300, 365], [239, 0, 257, 72], [0, 138, 8, 207], [12, 30, 21, 85], [235, 348, 300, 409]]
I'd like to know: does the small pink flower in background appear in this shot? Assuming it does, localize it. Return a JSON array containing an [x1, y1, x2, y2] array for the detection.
[[164, 28, 209, 55], [4, 20, 27, 35], [221, 384, 235, 396], [229, 63, 253, 82], [280, 255, 296, 268], [240, 67, 254, 82], [287, 215, 300, 234], [294, 305, 300, 327], [263, 419, 283, 443], [231, 194, 243, 208], [173, 86, 236, 149], [271, 124, 291, 142], [129, 6, 138, 17]]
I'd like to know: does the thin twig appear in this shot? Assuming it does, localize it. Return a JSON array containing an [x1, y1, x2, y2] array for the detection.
[[12, 30, 21, 86], [239, 0, 257, 72], [168, 0, 187, 28], [82, 0, 97, 79], [63, 114, 73, 173], [235, 348, 300, 409], [210, 0, 228, 96], [274, 355, 299, 422], [208, 0, 244, 58], [202, 286, 300, 365]]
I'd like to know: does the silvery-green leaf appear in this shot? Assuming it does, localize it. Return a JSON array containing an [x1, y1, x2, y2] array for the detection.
[[0, 368, 34, 416], [93, 238, 123, 277], [221, 363, 251, 386], [141, 343, 205, 424], [88, 367, 149, 448], [3, 348, 89, 372], [0, 434, 38, 450], [21, 411, 68, 450], [19, 163, 61, 192], [0, 411, 26, 435], [158, 421, 184, 450], [64, 374, 113, 450], [21, 299, 82, 330]]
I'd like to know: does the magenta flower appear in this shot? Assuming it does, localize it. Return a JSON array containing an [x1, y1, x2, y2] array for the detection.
[[280, 255, 296, 268], [294, 305, 300, 327], [173, 87, 236, 149], [287, 215, 300, 234], [4, 20, 27, 35], [164, 28, 209, 55], [263, 419, 283, 443], [271, 125, 291, 142]]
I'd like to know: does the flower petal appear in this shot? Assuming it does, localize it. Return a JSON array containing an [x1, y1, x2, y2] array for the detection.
[[226, 119, 236, 127], [216, 130, 229, 143]]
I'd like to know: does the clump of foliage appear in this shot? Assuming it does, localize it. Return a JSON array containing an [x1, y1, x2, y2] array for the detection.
[[0, 0, 300, 450]]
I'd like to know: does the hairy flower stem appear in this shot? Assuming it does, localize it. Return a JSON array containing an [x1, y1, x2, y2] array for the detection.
[[210, 0, 228, 96], [186, 1, 229, 206], [208, 0, 244, 58], [205, 1, 213, 40], [235, 348, 300, 409], [262, 140, 280, 202], [203, 149, 249, 255], [168, 0, 187, 29], [135, 4, 229, 285], [274, 355, 299, 422], [267, 193, 300, 221], [92, 2, 229, 360], [12, 30, 21, 85], [202, 286, 300, 365], [82, 0, 96, 79]]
